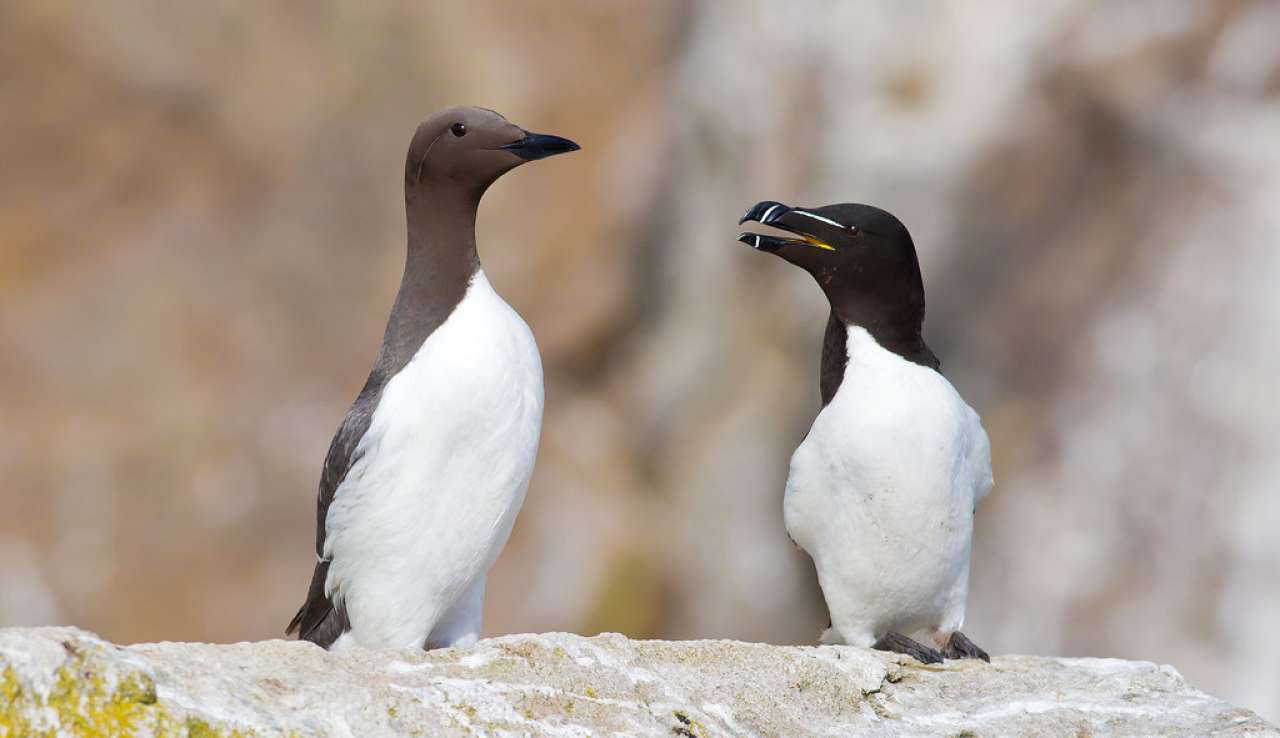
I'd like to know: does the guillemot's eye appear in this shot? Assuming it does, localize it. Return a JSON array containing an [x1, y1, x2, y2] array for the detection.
[[450, 123, 468, 138]]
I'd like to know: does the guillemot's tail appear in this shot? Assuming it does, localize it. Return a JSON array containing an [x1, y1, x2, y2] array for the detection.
[[286, 559, 349, 648]]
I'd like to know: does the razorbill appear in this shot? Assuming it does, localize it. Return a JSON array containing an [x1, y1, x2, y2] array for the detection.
[[286, 107, 578, 651], [738, 200, 992, 664]]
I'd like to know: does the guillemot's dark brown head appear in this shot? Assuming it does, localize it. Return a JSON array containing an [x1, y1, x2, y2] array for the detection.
[[405, 106, 579, 197], [738, 201, 938, 372]]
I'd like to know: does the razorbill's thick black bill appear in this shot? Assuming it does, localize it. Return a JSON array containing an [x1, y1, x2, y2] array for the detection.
[[286, 106, 578, 651], [738, 200, 993, 664]]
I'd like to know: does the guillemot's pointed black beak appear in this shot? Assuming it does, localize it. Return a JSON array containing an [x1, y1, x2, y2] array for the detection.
[[501, 131, 580, 161], [739, 200, 792, 226]]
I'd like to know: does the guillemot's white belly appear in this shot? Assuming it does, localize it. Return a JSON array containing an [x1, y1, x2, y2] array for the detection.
[[784, 326, 992, 646], [322, 271, 543, 649]]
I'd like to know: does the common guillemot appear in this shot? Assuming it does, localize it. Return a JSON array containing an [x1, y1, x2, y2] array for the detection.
[[287, 106, 578, 651], [738, 200, 992, 664]]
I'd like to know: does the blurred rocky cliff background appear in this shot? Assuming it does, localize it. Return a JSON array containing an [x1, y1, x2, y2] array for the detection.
[[2, 0, 1278, 722]]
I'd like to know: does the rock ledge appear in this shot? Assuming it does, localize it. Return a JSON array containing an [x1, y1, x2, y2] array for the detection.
[[1, 626, 1275, 736]]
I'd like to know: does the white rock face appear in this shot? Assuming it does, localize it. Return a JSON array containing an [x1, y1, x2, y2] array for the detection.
[[1, 627, 1275, 737]]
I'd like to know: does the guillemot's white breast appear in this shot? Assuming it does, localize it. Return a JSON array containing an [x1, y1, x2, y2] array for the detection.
[[784, 324, 992, 648], [322, 271, 543, 650]]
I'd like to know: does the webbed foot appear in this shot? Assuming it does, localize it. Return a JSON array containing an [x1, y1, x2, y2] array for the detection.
[[872, 632, 943, 664], [942, 631, 990, 662]]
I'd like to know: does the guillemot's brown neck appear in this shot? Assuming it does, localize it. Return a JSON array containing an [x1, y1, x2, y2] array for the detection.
[[371, 183, 482, 384], [356, 105, 578, 391]]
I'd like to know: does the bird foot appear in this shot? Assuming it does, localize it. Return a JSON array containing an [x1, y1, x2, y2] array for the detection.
[[942, 631, 990, 662], [872, 632, 943, 664]]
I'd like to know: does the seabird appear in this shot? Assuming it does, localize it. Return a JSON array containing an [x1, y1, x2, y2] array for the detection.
[[737, 201, 993, 664], [287, 106, 578, 651]]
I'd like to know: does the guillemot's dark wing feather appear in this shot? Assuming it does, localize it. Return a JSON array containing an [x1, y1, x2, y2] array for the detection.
[[285, 380, 381, 645]]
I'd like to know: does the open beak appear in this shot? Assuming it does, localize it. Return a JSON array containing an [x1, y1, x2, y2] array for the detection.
[[501, 131, 581, 161], [737, 200, 835, 252]]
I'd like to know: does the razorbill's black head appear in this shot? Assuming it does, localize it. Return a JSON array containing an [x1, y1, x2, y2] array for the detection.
[[738, 201, 937, 372]]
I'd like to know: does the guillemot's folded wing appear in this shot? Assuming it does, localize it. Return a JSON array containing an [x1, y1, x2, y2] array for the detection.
[[285, 380, 379, 646]]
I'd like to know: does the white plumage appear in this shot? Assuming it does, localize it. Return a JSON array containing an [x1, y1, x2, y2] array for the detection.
[[321, 271, 543, 651], [784, 325, 992, 649]]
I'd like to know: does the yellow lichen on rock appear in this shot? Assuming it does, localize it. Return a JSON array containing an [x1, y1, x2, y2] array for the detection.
[[1, 643, 252, 738], [5, 627, 1278, 736]]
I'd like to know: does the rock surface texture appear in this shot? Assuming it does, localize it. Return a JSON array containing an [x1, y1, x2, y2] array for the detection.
[[1, 627, 1275, 737]]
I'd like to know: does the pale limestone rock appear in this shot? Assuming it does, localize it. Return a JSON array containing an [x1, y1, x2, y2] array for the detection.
[[1, 626, 1274, 737]]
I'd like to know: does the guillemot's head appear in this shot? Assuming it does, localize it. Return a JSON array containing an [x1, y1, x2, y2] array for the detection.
[[405, 106, 579, 197], [737, 201, 928, 329]]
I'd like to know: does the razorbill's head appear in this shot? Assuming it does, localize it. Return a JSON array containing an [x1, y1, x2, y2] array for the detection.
[[405, 106, 579, 196], [737, 201, 927, 330]]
